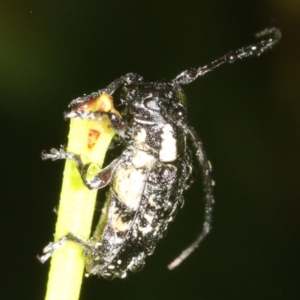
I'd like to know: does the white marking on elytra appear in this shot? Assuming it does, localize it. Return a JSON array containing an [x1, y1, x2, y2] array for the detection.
[[148, 194, 160, 209], [113, 167, 146, 210], [113, 149, 155, 210], [139, 225, 153, 235], [112, 213, 130, 232], [144, 213, 154, 224], [134, 128, 147, 143], [131, 150, 154, 168], [159, 124, 177, 162]]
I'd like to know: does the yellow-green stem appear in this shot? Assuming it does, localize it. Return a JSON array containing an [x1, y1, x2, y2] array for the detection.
[[44, 114, 115, 300]]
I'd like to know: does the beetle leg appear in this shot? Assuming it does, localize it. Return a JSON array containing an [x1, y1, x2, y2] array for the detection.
[[64, 110, 127, 136], [100, 72, 143, 94], [42, 147, 121, 189], [37, 233, 95, 263], [78, 157, 121, 190], [172, 27, 281, 85], [41, 147, 74, 161], [168, 125, 214, 269], [68, 73, 143, 108]]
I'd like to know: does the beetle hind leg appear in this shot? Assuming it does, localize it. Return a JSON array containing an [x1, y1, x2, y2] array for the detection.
[[37, 233, 95, 263]]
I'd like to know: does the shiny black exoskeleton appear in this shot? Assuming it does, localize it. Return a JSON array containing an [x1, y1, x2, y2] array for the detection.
[[38, 28, 281, 279]]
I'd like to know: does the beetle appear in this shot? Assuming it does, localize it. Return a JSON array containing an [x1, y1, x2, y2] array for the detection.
[[38, 28, 281, 279]]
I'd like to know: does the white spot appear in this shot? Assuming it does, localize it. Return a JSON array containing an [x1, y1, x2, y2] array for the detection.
[[113, 150, 155, 210], [131, 150, 154, 168], [112, 213, 130, 231], [95, 242, 102, 248], [134, 128, 147, 143], [134, 118, 156, 125], [159, 124, 177, 162], [113, 168, 147, 210], [148, 194, 159, 209], [208, 160, 212, 171], [144, 213, 154, 224], [139, 225, 153, 235]]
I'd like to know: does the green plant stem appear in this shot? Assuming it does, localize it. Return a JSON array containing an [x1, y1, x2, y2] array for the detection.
[[44, 115, 115, 300]]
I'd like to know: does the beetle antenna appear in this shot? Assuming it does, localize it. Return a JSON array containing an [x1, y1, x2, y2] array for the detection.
[[168, 126, 214, 270], [172, 27, 281, 85]]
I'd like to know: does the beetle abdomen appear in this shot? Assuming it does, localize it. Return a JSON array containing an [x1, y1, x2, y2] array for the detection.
[[86, 146, 182, 278]]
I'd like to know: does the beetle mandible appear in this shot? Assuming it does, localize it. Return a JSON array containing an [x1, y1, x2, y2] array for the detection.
[[38, 28, 281, 279]]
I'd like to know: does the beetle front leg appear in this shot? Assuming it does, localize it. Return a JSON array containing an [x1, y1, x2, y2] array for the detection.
[[78, 157, 121, 190], [64, 111, 127, 137], [69, 73, 143, 108], [42, 147, 121, 190], [41, 147, 75, 161], [68, 73, 143, 108]]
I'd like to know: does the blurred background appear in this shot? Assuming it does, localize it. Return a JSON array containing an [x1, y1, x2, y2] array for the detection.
[[1, 1, 299, 299]]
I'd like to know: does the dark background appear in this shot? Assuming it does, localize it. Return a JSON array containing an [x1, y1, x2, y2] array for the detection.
[[1, 1, 299, 300]]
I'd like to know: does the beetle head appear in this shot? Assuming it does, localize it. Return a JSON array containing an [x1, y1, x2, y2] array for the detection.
[[121, 82, 187, 125]]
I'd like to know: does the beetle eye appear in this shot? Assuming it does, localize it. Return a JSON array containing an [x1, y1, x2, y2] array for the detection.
[[168, 105, 186, 121], [144, 98, 160, 111]]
